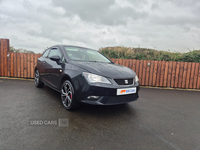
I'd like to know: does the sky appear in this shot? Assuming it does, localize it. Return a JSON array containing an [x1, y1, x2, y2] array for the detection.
[[0, 0, 200, 53]]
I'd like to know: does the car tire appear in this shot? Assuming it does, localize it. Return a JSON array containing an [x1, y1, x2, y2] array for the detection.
[[35, 70, 44, 88], [61, 80, 80, 110]]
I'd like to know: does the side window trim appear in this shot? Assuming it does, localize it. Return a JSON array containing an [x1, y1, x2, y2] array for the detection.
[[42, 49, 50, 58], [49, 47, 63, 60]]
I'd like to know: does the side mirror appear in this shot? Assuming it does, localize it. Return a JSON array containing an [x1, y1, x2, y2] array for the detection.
[[50, 55, 61, 62]]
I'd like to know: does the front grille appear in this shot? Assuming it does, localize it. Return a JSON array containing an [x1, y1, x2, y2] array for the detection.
[[114, 78, 133, 85], [105, 94, 138, 104]]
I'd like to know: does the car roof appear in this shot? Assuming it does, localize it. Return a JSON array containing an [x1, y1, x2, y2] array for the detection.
[[50, 45, 96, 51]]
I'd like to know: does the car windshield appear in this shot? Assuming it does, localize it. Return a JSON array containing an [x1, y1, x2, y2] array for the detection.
[[64, 46, 111, 63]]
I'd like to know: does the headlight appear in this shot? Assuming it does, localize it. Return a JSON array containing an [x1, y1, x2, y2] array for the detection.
[[134, 75, 139, 83], [83, 72, 111, 84]]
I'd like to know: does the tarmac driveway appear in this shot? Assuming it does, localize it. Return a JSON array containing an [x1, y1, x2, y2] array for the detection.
[[0, 78, 200, 150]]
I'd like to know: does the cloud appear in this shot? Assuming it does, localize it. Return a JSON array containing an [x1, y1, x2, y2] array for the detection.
[[51, 0, 148, 25], [148, 1, 200, 25], [0, 0, 200, 53]]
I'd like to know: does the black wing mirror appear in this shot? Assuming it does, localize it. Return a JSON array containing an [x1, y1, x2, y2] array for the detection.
[[50, 55, 61, 62]]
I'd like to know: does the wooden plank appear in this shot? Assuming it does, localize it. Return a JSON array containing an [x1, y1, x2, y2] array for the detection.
[[117, 59, 120, 64], [0, 39, 4, 76], [145, 60, 150, 86], [142, 60, 147, 86], [115, 58, 118, 63], [139, 60, 143, 84], [149, 60, 154, 86], [112, 58, 116, 63], [132, 59, 136, 73], [156, 61, 162, 87], [153, 61, 158, 86], [10, 52, 14, 77], [123, 59, 126, 67], [0, 39, 3, 76], [7, 52, 11, 77], [171, 62, 177, 88], [197, 65, 200, 89], [2, 39, 6, 76], [30, 54, 34, 78], [23, 53, 27, 78], [3, 39, 8, 77], [27, 53, 31, 78], [20, 53, 24, 78], [159, 61, 165, 87], [178, 62, 184, 88], [186, 62, 192, 89], [0, 40, 1, 76], [163, 61, 169, 87], [119, 59, 123, 66], [126, 59, 130, 68], [123, 59, 126, 66], [167, 61, 173, 87], [181, 62, 188, 88], [135, 60, 140, 78], [115, 59, 119, 65], [174, 62, 180, 88], [17, 53, 21, 77], [116, 58, 119, 64], [123, 59, 128, 67], [13, 53, 17, 77], [119, 59, 123, 65], [128, 59, 132, 70], [189, 63, 196, 89], [193, 63, 199, 89], [110, 58, 115, 62]]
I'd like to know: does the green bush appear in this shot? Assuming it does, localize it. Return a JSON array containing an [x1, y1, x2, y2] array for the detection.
[[10, 46, 35, 53], [99, 46, 200, 63]]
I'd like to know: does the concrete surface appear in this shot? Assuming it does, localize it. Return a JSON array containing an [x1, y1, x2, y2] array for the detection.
[[0, 78, 200, 150]]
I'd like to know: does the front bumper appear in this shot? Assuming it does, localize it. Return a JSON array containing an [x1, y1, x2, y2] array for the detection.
[[81, 93, 139, 105], [76, 80, 140, 105]]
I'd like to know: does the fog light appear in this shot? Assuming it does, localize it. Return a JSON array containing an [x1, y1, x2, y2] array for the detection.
[[87, 96, 99, 100]]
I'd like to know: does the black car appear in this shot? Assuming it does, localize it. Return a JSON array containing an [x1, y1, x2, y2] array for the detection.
[[35, 45, 140, 110]]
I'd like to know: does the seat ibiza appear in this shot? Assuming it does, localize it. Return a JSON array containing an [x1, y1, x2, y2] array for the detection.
[[35, 45, 140, 110]]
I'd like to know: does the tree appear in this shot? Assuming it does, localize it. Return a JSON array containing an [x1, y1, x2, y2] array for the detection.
[[9, 46, 35, 53]]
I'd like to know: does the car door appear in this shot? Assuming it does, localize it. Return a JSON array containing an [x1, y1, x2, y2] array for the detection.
[[45, 47, 63, 89], [37, 48, 50, 82]]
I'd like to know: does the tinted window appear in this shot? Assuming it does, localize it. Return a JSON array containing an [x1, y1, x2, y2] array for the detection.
[[64, 47, 111, 63], [42, 49, 50, 57], [48, 48, 62, 58]]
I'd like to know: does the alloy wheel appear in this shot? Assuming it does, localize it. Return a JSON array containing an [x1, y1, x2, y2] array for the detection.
[[35, 70, 39, 86], [61, 82, 73, 108]]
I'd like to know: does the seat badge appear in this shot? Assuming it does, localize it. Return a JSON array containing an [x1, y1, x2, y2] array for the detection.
[[125, 80, 128, 84]]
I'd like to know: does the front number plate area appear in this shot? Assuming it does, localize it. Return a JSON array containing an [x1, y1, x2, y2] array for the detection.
[[117, 87, 136, 95]]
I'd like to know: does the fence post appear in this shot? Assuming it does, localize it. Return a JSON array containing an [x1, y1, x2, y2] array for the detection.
[[0, 39, 9, 77]]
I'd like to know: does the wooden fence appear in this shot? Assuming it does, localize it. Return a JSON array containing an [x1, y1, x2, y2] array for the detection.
[[0, 39, 200, 89], [110, 59, 200, 89], [0, 39, 41, 79]]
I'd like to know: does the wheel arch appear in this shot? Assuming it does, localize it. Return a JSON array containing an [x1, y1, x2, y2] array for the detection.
[[60, 75, 73, 90]]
